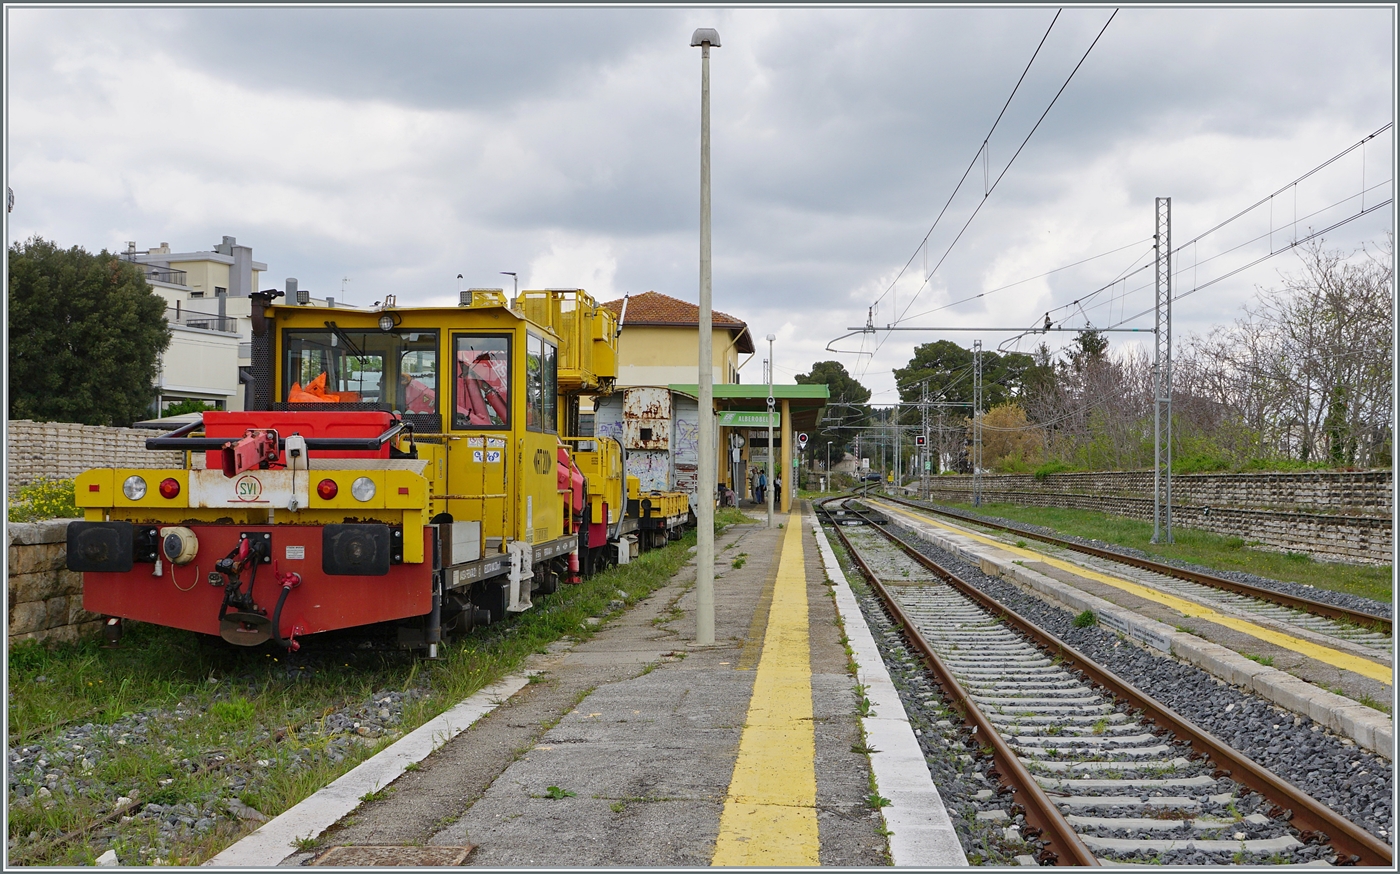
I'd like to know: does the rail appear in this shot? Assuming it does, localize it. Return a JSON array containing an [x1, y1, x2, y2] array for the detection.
[[825, 497, 1393, 867], [879, 494, 1392, 634], [818, 497, 1097, 866]]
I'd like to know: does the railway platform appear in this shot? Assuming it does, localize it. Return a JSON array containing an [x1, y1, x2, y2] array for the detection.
[[207, 507, 968, 868]]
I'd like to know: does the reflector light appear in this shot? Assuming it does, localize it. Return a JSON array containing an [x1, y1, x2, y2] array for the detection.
[[351, 477, 377, 502], [122, 475, 148, 500], [159, 478, 181, 499], [317, 479, 339, 500], [89, 484, 101, 492], [398, 487, 409, 495]]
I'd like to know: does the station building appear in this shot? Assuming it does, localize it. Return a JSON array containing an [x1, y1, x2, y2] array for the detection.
[[598, 291, 827, 514]]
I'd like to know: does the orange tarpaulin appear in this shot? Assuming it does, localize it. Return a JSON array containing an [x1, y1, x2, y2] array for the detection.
[[289, 372, 359, 404]]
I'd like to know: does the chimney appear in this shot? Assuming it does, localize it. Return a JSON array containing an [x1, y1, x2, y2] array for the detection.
[[326, 296, 336, 309]]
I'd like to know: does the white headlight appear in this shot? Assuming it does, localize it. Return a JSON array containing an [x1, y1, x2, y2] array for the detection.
[[351, 477, 377, 502], [122, 475, 148, 501]]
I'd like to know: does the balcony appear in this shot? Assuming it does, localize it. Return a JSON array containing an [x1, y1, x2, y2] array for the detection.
[[167, 305, 237, 334], [141, 265, 188, 286]]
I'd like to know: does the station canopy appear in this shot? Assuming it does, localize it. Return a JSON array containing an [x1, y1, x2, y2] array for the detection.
[[667, 383, 829, 433]]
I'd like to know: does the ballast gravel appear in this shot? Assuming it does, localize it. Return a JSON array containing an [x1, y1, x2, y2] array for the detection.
[[866, 510, 1395, 848], [825, 534, 1029, 866], [6, 682, 426, 864]]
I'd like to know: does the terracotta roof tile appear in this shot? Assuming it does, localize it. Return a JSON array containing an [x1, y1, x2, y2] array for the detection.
[[601, 291, 746, 329]]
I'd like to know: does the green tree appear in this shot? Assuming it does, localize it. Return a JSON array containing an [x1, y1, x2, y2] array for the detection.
[[795, 360, 870, 466], [8, 237, 171, 426], [893, 340, 1034, 410]]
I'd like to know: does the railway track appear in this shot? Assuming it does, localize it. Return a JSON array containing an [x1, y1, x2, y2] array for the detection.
[[818, 497, 1391, 867], [873, 494, 1392, 642]]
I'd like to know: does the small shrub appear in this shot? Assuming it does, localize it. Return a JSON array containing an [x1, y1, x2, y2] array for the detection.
[[1033, 460, 1077, 481], [8, 477, 79, 522], [1073, 610, 1097, 628], [1173, 453, 1231, 474], [545, 785, 576, 799], [162, 398, 217, 417]]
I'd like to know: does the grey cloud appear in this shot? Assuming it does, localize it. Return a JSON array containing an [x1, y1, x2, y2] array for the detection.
[[144, 7, 687, 110]]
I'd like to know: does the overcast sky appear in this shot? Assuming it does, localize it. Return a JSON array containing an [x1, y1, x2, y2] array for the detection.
[[5, 6, 1394, 401]]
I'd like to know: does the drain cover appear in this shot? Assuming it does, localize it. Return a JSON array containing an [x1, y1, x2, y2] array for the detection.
[[311, 845, 475, 866]]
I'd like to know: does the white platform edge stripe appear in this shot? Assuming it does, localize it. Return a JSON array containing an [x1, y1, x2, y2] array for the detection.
[[204, 674, 531, 867], [810, 514, 970, 867]]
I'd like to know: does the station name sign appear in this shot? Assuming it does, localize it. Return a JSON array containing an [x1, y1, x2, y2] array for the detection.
[[718, 411, 780, 427]]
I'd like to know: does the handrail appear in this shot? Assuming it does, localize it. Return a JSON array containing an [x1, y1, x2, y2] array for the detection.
[[145, 421, 409, 452]]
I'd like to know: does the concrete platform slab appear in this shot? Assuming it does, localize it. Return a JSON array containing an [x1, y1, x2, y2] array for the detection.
[[240, 513, 898, 867]]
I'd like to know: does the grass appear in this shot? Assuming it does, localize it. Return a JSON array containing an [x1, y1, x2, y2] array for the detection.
[[1072, 610, 1097, 628], [7, 531, 699, 866], [713, 507, 753, 532], [936, 500, 1392, 604], [1244, 653, 1275, 667], [1358, 694, 1392, 715]]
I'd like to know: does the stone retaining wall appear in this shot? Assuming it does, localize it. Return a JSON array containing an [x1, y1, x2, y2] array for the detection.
[[7, 519, 102, 645], [6, 419, 183, 495], [919, 470, 1392, 565]]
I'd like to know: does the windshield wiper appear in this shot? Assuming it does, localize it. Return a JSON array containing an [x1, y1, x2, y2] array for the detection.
[[324, 321, 370, 365]]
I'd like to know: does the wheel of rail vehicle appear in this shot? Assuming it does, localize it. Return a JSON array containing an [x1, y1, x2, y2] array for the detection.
[[536, 564, 560, 596]]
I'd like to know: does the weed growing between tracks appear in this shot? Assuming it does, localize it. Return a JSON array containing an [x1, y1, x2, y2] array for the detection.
[[936, 501, 1392, 603], [7, 530, 699, 866]]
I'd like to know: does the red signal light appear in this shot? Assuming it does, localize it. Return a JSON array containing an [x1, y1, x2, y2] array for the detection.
[[159, 478, 181, 499], [317, 479, 339, 500]]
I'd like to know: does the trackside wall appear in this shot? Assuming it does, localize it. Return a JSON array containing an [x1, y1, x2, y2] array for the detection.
[[7, 420, 184, 496], [7, 519, 100, 644]]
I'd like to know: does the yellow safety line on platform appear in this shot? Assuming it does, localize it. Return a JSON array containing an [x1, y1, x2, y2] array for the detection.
[[872, 500, 1393, 686], [711, 515, 820, 866]]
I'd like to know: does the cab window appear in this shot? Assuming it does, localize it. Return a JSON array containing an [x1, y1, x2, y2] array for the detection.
[[524, 334, 558, 433], [454, 334, 510, 428], [283, 327, 437, 413]]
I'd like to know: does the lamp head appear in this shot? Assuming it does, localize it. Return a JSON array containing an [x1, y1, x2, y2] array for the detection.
[[765, 333, 776, 342], [690, 28, 721, 47]]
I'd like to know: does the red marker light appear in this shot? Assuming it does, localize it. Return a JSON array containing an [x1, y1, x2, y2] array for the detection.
[[398, 487, 410, 495], [159, 478, 181, 499], [89, 484, 101, 492], [317, 479, 339, 500]]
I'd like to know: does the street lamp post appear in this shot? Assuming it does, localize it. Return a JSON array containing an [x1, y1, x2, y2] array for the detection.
[[766, 332, 776, 529], [827, 441, 833, 481], [692, 27, 720, 646], [500, 272, 517, 308]]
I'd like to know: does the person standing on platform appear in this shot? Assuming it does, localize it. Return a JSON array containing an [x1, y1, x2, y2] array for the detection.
[[774, 475, 782, 508], [757, 470, 767, 504]]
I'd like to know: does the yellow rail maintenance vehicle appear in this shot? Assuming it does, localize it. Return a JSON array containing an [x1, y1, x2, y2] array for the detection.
[[67, 287, 689, 654]]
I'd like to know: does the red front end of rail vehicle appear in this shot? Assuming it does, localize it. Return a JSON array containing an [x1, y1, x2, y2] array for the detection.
[[82, 526, 433, 642]]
